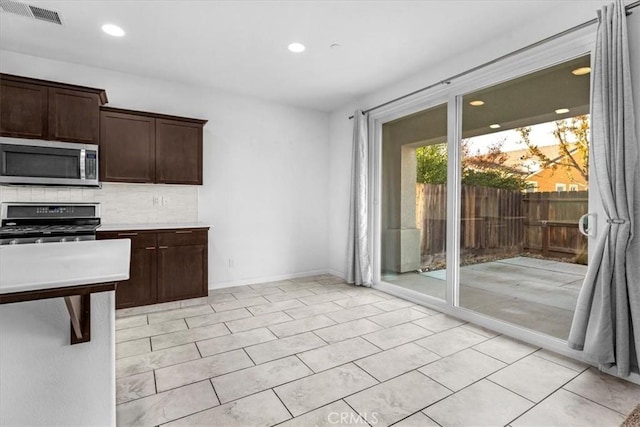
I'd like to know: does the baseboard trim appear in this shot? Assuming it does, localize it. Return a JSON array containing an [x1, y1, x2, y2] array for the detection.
[[209, 269, 330, 290], [327, 269, 346, 280]]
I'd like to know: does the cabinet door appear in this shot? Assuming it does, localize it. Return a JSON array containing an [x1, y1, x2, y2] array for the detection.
[[0, 79, 48, 138], [157, 244, 207, 302], [98, 232, 157, 309], [155, 118, 203, 184], [100, 110, 156, 183], [48, 87, 100, 144], [118, 245, 158, 309]]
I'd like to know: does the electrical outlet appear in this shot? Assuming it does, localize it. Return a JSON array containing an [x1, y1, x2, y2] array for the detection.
[[228, 258, 234, 268], [152, 195, 160, 206], [162, 196, 169, 206]]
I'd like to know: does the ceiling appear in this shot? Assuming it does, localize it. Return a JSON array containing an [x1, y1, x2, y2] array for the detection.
[[385, 55, 591, 146], [0, 0, 612, 112]]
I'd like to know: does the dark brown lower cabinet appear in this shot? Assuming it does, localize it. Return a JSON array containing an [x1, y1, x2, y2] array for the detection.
[[97, 228, 208, 309], [157, 229, 208, 302], [158, 245, 207, 302]]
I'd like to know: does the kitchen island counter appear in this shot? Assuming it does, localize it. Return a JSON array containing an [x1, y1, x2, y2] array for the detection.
[[0, 239, 131, 295], [1, 238, 130, 425]]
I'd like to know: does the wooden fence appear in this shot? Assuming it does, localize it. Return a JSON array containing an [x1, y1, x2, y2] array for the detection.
[[522, 190, 588, 261], [415, 184, 588, 265]]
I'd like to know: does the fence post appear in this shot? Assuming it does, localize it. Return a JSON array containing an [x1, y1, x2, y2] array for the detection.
[[541, 197, 550, 257]]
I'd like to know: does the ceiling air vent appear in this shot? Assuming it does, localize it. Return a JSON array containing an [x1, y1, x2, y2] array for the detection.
[[0, 0, 63, 25]]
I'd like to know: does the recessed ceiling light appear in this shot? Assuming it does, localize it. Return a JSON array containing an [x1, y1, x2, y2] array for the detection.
[[555, 108, 570, 114], [469, 100, 485, 106], [288, 42, 306, 53], [571, 67, 591, 76], [102, 24, 125, 37], [489, 124, 501, 129]]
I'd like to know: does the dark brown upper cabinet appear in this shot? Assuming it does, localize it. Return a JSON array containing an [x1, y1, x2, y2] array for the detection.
[[48, 87, 101, 144], [100, 109, 156, 183], [100, 107, 207, 185], [0, 74, 107, 144], [156, 118, 203, 185], [0, 79, 48, 139]]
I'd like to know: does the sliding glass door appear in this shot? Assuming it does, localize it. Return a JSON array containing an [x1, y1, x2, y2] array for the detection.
[[457, 55, 592, 340], [380, 103, 448, 302], [376, 53, 596, 343]]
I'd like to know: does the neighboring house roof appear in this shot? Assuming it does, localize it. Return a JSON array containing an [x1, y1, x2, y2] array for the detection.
[[482, 143, 581, 178]]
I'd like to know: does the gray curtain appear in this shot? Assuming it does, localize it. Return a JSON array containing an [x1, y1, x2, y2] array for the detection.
[[568, 0, 640, 377], [346, 110, 373, 286]]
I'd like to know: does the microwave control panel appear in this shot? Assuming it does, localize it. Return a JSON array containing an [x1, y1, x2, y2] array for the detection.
[[86, 152, 97, 180]]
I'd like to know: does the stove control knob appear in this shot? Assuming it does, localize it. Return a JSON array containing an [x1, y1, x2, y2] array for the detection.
[[35, 238, 44, 244], [9, 239, 18, 245], [74, 237, 81, 242], [60, 237, 67, 243]]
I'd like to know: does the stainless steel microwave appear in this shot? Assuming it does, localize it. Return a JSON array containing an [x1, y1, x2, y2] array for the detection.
[[0, 137, 100, 187]]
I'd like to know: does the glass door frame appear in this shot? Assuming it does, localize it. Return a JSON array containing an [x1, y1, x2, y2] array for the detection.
[[370, 25, 597, 359]]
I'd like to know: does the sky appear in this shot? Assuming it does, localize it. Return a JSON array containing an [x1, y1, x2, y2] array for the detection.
[[466, 121, 560, 155]]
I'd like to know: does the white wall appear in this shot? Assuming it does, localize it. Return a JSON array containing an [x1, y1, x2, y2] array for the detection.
[[199, 89, 330, 287], [327, 0, 637, 277], [0, 292, 115, 426], [0, 50, 330, 287]]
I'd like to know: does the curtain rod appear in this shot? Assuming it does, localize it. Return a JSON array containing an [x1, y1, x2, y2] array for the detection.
[[348, 0, 640, 120]]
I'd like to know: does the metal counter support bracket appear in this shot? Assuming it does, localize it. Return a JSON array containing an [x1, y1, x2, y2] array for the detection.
[[0, 282, 116, 345], [64, 294, 91, 345]]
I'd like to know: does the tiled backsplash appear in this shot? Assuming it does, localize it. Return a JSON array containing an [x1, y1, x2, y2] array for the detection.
[[0, 183, 198, 225]]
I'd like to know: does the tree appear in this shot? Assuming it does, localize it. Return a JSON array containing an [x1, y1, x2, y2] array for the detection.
[[417, 144, 447, 184], [416, 141, 530, 190], [517, 115, 589, 185]]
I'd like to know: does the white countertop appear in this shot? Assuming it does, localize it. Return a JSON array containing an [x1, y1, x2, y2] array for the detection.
[[98, 222, 210, 232], [0, 240, 131, 294]]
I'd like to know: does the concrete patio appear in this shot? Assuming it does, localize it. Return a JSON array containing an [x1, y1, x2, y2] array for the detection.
[[382, 256, 587, 340]]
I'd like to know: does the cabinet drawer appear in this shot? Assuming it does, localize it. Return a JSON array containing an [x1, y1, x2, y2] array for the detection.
[[97, 231, 157, 248], [157, 229, 208, 247]]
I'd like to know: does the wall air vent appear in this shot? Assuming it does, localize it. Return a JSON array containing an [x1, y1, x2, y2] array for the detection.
[[0, 0, 63, 25]]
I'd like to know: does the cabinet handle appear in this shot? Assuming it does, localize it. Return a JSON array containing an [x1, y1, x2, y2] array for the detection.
[[159, 246, 169, 249], [175, 230, 193, 234], [145, 246, 156, 250], [118, 232, 138, 236]]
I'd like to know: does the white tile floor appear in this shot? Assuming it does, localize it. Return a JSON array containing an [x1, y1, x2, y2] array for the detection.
[[114, 275, 640, 426]]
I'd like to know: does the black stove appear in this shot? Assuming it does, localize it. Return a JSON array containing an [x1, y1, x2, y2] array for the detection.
[[0, 203, 101, 245]]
